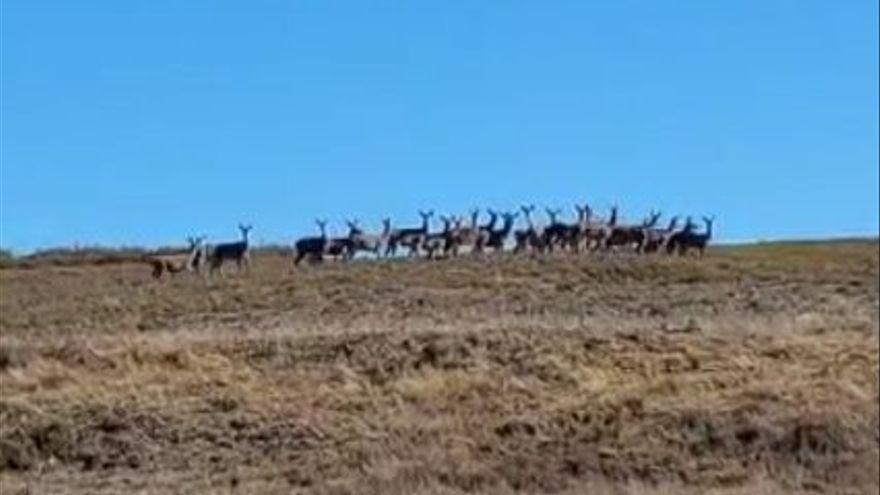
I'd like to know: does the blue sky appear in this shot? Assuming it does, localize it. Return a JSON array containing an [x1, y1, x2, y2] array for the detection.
[[1, 1, 877, 252]]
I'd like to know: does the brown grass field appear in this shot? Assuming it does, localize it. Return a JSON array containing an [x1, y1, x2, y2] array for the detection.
[[0, 241, 878, 494]]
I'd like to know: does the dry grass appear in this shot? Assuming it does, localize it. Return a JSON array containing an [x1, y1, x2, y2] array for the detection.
[[0, 241, 878, 494]]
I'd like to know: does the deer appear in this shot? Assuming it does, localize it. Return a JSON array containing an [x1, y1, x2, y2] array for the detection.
[[445, 208, 482, 257], [461, 209, 498, 255], [572, 204, 609, 253], [207, 224, 253, 276], [422, 215, 457, 260], [386, 210, 433, 258], [479, 211, 518, 253], [145, 236, 205, 280], [292, 219, 329, 266], [348, 218, 392, 258], [605, 209, 661, 252], [513, 205, 545, 254], [667, 216, 715, 256], [642, 216, 680, 254], [541, 207, 577, 253], [325, 224, 357, 262], [565, 204, 601, 253]]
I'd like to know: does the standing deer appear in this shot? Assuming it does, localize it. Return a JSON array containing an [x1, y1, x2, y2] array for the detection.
[[667, 216, 715, 256], [513, 205, 545, 254], [445, 208, 481, 257], [207, 224, 252, 276], [605, 209, 661, 252], [323, 221, 360, 262], [479, 211, 518, 253], [574, 204, 608, 253], [348, 219, 392, 258], [386, 210, 433, 258], [467, 209, 499, 254], [642, 216, 680, 254], [542, 207, 577, 253], [293, 219, 329, 266], [145, 236, 205, 280], [422, 215, 457, 260]]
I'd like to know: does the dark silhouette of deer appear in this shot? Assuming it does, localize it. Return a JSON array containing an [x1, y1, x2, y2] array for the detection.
[[293, 219, 329, 266], [513, 205, 534, 253], [480, 211, 518, 252], [325, 221, 359, 262], [471, 209, 499, 254], [386, 210, 433, 257], [542, 207, 579, 253], [207, 224, 252, 276], [667, 216, 715, 256], [605, 209, 661, 252]]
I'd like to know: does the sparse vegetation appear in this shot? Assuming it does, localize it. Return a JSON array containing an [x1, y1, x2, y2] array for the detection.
[[0, 240, 877, 494]]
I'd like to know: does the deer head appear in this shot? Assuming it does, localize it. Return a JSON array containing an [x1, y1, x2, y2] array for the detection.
[[440, 214, 453, 229], [703, 216, 715, 237], [418, 210, 434, 229], [346, 219, 363, 237], [186, 236, 205, 249], [315, 219, 328, 237], [582, 204, 593, 222], [501, 211, 518, 232], [608, 206, 619, 227], [545, 207, 562, 224], [484, 209, 499, 230], [643, 210, 661, 228], [238, 224, 253, 240]]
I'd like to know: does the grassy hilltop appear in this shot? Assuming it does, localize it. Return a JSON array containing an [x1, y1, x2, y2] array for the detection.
[[0, 240, 878, 494]]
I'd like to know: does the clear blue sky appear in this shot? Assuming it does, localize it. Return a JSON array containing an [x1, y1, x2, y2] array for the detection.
[[1, 1, 877, 252]]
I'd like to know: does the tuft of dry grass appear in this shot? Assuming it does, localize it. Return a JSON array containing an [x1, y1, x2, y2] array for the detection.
[[0, 241, 877, 494]]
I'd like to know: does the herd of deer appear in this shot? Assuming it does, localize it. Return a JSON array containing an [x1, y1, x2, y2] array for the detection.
[[145, 206, 715, 279]]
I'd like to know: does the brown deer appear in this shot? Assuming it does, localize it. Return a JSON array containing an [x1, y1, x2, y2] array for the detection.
[[146, 236, 205, 280], [642, 216, 680, 254], [445, 208, 482, 257]]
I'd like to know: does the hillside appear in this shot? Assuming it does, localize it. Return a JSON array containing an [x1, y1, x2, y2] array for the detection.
[[0, 242, 878, 494]]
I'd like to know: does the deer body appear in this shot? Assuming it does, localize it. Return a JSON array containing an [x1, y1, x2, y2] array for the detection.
[[422, 216, 457, 260], [643, 216, 679, 253], [386, 211, 433, 257], [480, 212, 517, 252], [445, 209, 482, 257], [541, 208, 580, 253], [207, 225, 252, 276], [293, 220, 329, 266], [350, 219, 392, 258], [668, 217, 714, 256], [146, 236, 205, 280], [605, 210, 660, 252]]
